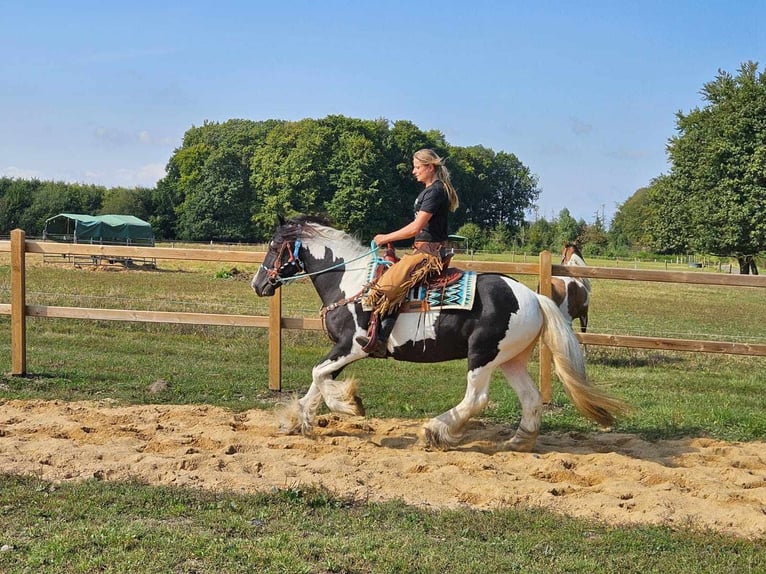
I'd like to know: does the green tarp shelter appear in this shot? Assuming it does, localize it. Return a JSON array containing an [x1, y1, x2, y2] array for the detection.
[[43, 213, 155, 246]]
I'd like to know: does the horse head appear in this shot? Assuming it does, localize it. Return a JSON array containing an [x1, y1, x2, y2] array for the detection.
[[561, 242, 585, 265], [251, 214, 368, 299], [251, 215, 311, 297]]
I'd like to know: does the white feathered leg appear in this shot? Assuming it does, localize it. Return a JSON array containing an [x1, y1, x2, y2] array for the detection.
[[499, 350, 542, 452], [422, 365, 493, 449]]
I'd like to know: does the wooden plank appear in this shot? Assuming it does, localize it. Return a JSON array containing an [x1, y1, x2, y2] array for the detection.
[[458, 260, 539, 275], [282, 317, 324, 330], [268, 292, 282, 391], [578, 333, 766, 356], [24, 240, 266, 265], [10, 230, 26, 375], [551, 264, 766, 287], [26, 305, 270, 328], [538, 250, 553, 402]]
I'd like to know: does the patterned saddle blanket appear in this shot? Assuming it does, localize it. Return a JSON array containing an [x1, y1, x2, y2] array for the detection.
[[363, 258, 477, 312]]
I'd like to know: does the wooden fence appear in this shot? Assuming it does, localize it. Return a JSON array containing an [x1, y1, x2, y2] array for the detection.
[[2, 229, 765, 402]]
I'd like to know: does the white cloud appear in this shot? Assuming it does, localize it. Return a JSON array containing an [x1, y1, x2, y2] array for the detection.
[[113, 163, 166, 188], [137, 162, 167, 183], [0, 166, 45, 179]]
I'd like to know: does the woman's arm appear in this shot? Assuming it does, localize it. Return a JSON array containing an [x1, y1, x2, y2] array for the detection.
[[373, 210, 433, 246]]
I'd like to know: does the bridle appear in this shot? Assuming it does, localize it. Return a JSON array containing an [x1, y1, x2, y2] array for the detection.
[[261, 232, 379, 287], [261, 238, 304, 286], [260, 229, 389, 341]]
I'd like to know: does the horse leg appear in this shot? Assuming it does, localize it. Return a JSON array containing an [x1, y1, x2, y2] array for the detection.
[[277, 381, 325, 435], [278, 350, 366, 436], [579, 309, 588, 333], [498, 346, 542, 452], [422, 365, 493, 449]]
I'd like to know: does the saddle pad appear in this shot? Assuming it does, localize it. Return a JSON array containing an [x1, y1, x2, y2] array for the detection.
[[402, 271, 477, 312], [361, 263, 477, 312]]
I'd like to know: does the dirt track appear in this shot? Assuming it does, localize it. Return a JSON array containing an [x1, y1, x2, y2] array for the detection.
[[1, 399, 765, 539]]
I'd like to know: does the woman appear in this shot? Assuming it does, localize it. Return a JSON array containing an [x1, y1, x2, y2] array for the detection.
[[357, 148, 460, 357]]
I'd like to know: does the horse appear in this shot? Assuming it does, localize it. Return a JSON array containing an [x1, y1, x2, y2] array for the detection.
[[550, 243, 591, 333], [251, 215, 625, 452]]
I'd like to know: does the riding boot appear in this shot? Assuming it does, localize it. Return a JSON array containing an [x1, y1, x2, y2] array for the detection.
[[356, 313, 397, 358]]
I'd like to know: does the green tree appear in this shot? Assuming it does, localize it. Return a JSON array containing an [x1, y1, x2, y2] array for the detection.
[[524, 217, 556, 253], [99, 187, 152, 220], [156, 115, 542, 243], [20, 182, 104, 236], [555, 208, 581, 248], [158, 119, 280, 241], [487, 151, 540, 232], [250, 119, 334, 238], [448, 145, 495, 230], [610, 185, 656, 251], [654, 61, 766, 273], [579, 213, 608, 256], [177, 148, 253, 241], [0, 177, 40, 232]]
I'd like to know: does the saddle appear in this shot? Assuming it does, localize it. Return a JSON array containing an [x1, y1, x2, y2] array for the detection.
[[372, 245, 463, 289], [366, 245, 476, 313], [358, 245, 477, 354]]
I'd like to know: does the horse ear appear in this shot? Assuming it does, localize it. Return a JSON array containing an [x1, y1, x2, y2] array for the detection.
[[277, 214, 286, 227]]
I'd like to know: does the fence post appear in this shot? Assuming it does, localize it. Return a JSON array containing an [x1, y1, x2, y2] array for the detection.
[[538, 250, 552, 402], [10, 229, 27, 376], [268, 289, 282, 391]]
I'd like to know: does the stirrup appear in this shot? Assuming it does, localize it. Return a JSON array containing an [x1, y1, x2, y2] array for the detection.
[[355, 335, 387, 358]]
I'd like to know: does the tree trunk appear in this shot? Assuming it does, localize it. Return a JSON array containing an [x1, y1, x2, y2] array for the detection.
[[737, 255, 759, 275]]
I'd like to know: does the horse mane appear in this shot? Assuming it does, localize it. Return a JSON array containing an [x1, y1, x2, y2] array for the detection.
[[567, 253, 587, 267], [279, 214, 367, 256]]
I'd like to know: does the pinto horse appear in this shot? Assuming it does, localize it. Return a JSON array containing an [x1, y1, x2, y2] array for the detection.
[[251, 216, 624, 452], [551, 243, 591, 333]]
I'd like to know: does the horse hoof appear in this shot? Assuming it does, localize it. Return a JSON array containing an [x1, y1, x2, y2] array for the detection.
[[504, 426, 539, 452], [422, 427, 445, 450], [278, 422, 302, 435], [422, 421, 460, 450], [352, 395, 365, 416]]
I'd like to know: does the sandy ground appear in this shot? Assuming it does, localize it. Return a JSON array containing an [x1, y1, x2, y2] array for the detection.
[[0, 398, 764, 539]]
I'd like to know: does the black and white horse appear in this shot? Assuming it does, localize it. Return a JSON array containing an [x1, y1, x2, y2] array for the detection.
[[251, 216, 624, 452]]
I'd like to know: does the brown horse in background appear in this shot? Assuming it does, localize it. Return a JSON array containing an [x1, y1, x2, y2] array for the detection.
[[550, 243, 591, 333]]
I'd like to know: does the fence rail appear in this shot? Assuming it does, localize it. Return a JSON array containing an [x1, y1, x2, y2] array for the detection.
[[2, 229, 765, 402]]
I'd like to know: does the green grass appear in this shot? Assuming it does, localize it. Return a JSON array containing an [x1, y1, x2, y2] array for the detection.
[[0, 254, 765, 572], [0, 475, 763, 574]]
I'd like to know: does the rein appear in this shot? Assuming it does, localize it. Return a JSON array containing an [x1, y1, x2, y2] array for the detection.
[[262, 237, 387, 287], [262, 235, 392, 340]]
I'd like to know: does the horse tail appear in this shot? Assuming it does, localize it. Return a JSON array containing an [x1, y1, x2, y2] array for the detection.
[[535, 294, 627, 426]]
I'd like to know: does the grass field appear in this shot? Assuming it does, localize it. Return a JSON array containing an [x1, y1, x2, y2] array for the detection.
[[0, 252, 764, 572]]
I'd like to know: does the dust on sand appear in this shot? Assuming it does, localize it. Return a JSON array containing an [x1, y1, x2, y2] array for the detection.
[[1, 399, 764, 539]]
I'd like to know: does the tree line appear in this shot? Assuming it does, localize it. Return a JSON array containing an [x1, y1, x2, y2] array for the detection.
[[0, 63, 763, 271]]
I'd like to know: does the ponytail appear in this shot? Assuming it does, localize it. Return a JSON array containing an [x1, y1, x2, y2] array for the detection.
[[413, 149, 460, 212]]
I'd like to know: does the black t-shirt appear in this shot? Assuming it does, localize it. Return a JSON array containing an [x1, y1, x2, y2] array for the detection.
[[413, 180, 449, 242]]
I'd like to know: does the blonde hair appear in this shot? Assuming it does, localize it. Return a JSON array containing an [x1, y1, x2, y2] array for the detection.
[[413, 148, 459, 212]]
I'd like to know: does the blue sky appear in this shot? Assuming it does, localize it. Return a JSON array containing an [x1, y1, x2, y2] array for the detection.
[[1, 1, 763, 225]]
